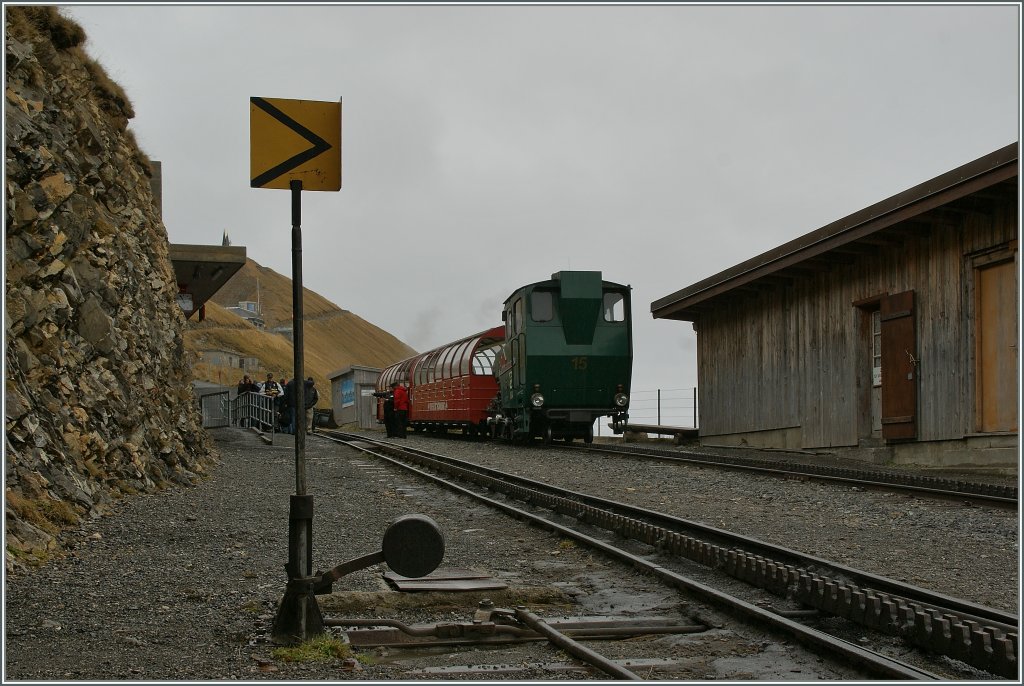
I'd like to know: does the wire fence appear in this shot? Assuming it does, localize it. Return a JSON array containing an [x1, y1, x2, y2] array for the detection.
[[625, 387, 698, 428], [592, 387, 698, 438]]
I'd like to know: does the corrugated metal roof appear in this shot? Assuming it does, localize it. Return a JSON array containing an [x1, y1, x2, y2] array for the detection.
[[651, 142, 1019, 321]]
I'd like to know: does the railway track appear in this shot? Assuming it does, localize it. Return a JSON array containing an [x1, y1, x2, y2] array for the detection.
[[559, 442, 1017, 507], [314, 429, 1018, 679]]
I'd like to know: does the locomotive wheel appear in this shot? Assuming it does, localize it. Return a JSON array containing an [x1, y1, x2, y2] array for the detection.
[[543, 426, 553, 445], [584, 426, 594, 444]]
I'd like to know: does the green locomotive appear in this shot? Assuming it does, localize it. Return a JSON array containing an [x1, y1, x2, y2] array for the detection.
[[489, 271, 632, 443]]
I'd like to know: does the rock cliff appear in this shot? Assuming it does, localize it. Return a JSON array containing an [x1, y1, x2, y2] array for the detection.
[[4, 7, 216, 572]]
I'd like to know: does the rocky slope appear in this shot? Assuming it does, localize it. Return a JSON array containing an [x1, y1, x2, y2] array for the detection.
[[4, 7, 216, 572]]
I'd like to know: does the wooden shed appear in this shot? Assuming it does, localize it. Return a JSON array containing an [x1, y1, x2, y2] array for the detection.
[[327, 365, 382, 429], [652, 143, 1018, 468]]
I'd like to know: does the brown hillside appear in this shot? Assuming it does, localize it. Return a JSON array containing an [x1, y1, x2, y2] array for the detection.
[[207, 259, 339, 328], [185, 259, 416, 397]]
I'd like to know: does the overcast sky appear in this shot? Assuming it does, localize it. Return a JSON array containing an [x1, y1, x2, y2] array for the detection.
[[61, 3, 1019, 423]]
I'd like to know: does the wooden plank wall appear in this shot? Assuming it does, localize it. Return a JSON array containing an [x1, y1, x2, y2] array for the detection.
[[798, 266, 858, 447], [697, 288, 801, 436], [696, 192, 1017, 448]]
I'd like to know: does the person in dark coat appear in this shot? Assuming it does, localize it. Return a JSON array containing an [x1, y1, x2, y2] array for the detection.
[[303, 377, 319, 432], [282, 377, 297, 434], [374, 387, 396, 437], [276, 377, 289, 430], [237, 375, 258, 395], [236, 375, 258, 427]]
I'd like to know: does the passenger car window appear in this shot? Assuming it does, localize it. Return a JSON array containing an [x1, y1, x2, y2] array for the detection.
[[531, 291, 553, 322], [603, 292, 625, 322], [443, 344, 459, 379], [432, 351, 444, 381], [437, 347, 451, 380], [456, 340, 474, 376], [423, 352, 437, 383], [472, 345, 498, 375]]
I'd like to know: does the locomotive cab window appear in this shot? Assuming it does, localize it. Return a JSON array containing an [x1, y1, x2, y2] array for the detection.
[[531, 291, 553, 322], [506, 299, 521, 338], [603, 292, 626, 322]]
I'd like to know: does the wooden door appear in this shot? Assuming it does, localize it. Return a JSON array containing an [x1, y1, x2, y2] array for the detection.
[[880, 290, 917, 441], [976, 259, 1018, 432]]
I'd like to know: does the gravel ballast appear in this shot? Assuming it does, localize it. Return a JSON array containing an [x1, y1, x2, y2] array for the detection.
[[4, 427, 1018, 680]]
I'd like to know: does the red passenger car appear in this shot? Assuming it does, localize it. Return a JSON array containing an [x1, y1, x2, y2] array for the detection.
[[376, 326, 505, 436]]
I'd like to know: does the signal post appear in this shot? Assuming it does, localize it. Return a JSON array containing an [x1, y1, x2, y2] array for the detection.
[[249, 96, 341, 644]]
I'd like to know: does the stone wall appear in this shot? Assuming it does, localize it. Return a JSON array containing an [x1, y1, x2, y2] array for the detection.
[[5, 7, 216, 571]]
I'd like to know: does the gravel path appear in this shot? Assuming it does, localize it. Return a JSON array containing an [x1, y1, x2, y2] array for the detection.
[[4, 426, 1018, 680], [6, 428, 703, 680]]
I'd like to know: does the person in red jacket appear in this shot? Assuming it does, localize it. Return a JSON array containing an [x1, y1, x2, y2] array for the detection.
[[391, 382, 409, 439]]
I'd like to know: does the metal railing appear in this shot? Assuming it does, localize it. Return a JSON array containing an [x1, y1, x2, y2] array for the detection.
[[234, 391, 277, 442]]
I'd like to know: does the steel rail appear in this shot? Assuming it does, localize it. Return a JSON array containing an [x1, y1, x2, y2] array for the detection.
[[511, 606, 642, 680], [328, 430, 1017, 630], [319, 431, 943, 680], [323, 431, 1019, 677], [570, 443, 1017, 506]]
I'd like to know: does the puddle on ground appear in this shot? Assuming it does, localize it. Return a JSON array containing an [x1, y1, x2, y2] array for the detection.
[[568, 568, 683, 617]]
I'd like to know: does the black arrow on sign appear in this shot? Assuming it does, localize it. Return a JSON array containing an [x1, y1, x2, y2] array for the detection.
[[250, 97, 332, 188]]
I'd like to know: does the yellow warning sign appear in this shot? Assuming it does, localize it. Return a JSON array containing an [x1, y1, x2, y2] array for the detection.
[[250, 97, 341, 191]]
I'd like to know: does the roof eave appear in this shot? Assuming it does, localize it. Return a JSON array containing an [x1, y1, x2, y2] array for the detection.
[[651, 142, 1019, 321]]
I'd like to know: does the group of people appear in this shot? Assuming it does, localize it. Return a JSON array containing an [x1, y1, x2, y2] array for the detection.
[[375, 382, 409, 438], [238, 373, 414, 438], [236, 372, 319, 433]]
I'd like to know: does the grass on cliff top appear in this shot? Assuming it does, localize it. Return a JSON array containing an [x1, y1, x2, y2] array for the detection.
[[8, 7, 134, 118], [7, 6, 85, 49], [8, 5, 143, 170]]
